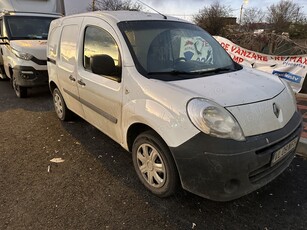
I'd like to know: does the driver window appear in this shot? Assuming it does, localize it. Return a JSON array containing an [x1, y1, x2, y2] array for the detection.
[[83, 26, 121, 76]]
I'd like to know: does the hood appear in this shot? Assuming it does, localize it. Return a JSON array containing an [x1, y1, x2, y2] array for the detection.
[[10, 40, 48, 60], [167, 67, 285, 107]]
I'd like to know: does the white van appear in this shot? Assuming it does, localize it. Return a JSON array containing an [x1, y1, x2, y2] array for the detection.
[[47, 11, 302, 201], [0, 0, 64, 98]]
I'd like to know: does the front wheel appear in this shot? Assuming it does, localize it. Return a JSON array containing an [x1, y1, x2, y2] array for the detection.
[[53, 88, 73, 121], [132, 130, 179, 197]]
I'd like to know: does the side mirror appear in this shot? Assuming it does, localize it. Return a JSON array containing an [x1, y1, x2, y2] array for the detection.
[[90, 54, 121, 82]]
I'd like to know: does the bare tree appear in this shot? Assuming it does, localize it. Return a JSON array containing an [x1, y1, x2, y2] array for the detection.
[[242, 7, 265, 32], [266, 0, 305, 33], [193, 1, 233, 36], [89, 0, 142, 11]]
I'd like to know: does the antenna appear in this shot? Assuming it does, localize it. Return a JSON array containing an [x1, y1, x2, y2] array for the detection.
[[137, 0, 167, 19]]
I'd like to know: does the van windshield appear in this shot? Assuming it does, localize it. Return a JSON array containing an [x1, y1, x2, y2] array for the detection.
[[4, 16, 57, 40], [118, 20, 241, 81]]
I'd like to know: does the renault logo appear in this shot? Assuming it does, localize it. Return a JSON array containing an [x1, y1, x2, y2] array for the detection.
[[273, 103, 280, 118]]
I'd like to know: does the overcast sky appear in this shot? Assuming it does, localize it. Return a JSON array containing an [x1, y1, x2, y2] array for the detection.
[[64, 0, 307, 21]]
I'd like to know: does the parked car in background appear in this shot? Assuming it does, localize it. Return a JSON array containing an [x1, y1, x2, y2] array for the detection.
[[0, 0, 64, 98], [47, 11, 302, 201]]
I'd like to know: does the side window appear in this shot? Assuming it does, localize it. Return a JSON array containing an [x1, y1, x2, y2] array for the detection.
[[48, 27, 60, 60], [83, 26, 121, 79], [60, 25, 79, 69]]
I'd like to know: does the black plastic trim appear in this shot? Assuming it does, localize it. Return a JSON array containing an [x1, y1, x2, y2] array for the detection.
[[31, 56, 47, 65], [47, 57, 56, 65], [63, 88, 118, 124]]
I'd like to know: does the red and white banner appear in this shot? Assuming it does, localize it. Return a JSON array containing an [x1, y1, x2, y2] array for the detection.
[[214, 36, 307, 92]]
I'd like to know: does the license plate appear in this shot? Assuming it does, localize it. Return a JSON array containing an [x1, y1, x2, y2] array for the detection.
[[271, 137, 299, 165]]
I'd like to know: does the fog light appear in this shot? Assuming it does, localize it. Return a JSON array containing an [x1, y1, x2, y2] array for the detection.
[[20, 71, 35, 80], [224, 179, 240, 194]]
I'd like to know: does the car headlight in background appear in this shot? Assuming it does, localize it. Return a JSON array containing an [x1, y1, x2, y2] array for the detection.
[[187, 98, 245, 141], [12, 49, 33, 60]]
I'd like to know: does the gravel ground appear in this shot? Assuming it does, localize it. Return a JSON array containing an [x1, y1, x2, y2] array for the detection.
[[0, 80, 307, 230]]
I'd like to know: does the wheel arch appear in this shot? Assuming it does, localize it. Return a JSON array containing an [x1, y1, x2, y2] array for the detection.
[[122, 98, 198, 151], [126, 123, 174, 156], [8, 65, 13, 79], [126, 122, 182, 173], [49, 80, 58, 94], [126, 123, 153, 152]]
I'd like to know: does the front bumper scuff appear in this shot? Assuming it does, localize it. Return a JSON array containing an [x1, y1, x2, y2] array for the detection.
[[170, 112, 302, 201]]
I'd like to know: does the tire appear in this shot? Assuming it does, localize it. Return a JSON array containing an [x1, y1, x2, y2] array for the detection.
[[12, 74, 27, 98], [132, 130, 179, 197], [53, 88, 73, 121]]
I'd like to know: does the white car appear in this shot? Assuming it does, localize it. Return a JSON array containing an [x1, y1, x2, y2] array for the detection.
[[47, 11, 302, 201]]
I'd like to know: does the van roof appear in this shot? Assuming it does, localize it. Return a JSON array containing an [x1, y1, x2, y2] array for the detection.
[[66, 11, 187, 24]]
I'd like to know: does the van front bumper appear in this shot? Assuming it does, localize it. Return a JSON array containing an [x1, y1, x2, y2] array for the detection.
[[170, 112, 302, 201], [13, 66, 48, 87]]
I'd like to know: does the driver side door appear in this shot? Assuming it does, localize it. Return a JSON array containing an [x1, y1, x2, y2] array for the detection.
[[76, 17, 123, 143]]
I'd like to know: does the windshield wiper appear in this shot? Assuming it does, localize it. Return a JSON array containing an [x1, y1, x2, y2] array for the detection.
[[148, 67, 236, 76], [28, 35, 44, 39], [196, 67, 235, 75], [147, 70, 196, 75]]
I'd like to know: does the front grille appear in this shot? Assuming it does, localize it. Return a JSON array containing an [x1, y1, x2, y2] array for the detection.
[[248, 123, 301, 184], [255, 132, 297, 156], [249, 149, 295, 184], [34, 70, 48, 78]]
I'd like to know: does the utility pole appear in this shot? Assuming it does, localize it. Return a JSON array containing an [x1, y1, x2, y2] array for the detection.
[[239, 0, 249, 25], [92, 0, 96, 11], [239, 4, 243, 25]]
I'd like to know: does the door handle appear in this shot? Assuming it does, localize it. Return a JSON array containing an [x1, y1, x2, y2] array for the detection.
[[69, 75, 76, 82], [77, 79, 86, 86]]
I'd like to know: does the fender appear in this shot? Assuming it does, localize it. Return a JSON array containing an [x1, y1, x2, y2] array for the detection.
[[122, 98, 199, 150]]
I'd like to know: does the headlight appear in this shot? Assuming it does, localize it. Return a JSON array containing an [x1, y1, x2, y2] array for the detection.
[[187, 98, 245, 141], [12, 49, 33, 60], [280, 79, 297, 111]]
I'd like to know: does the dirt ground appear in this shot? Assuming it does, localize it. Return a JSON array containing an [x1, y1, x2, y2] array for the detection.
[[1, 81, 307, 230]]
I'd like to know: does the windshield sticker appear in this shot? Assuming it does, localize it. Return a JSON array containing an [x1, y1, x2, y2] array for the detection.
[[180, 37, 213, 64]]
